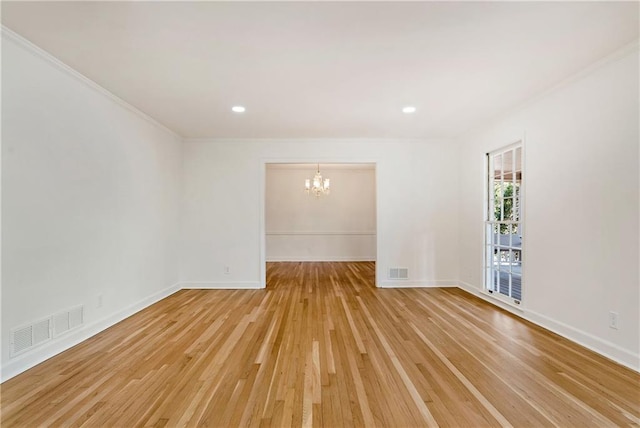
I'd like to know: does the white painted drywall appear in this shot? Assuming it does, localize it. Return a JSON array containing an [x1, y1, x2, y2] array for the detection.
[[180, 139, 459, 288], [265, 165, 376, 261], [1, 31, 183, 380], [457, 47, 639, 369]]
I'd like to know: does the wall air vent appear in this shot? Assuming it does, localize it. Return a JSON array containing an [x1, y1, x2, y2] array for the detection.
[[388, 267, 409, 280], [69, 306, 83, 329], [10, 306, 84, 358], [54, 312, 70, 336], [11, 318, 52, 357], [54, 306, 84, 337], [12, 326, 33, 355], [33, 319, 51, 345]]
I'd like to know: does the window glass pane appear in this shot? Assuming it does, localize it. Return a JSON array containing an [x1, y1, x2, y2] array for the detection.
[[493, 154, 502, 179], [508, 250, 515, 273], [495, 183, 516, 222], [513, 184, 520, 221], [512, 274, 522, 300], [504, 155, 513, 180], [512, 227, 522, 250], [503, 196, 514, 221], [499, 272, 510, 295]]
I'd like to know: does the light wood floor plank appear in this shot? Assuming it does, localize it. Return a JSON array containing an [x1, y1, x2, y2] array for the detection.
[[2, 262, 638, 427]]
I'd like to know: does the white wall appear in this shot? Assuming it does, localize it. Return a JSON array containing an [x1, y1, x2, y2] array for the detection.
[[457, 46, 639, 370], [1, 30, 183, 380], [180, 139, 459, 288], [266, 164, 376, 261]]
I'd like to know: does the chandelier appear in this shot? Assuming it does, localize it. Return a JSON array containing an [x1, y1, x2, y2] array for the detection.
[[304, 164, 330, 197]]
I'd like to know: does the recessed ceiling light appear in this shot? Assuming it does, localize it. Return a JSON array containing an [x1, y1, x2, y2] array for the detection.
[[231, 106, 246, 113], [402, 106, 417, 114]]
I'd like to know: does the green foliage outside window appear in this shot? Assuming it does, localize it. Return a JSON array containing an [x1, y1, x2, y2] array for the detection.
[[494, 183, 516, 233]]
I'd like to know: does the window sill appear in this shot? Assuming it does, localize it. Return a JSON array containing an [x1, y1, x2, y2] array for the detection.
[[481, 290, 524, 312]]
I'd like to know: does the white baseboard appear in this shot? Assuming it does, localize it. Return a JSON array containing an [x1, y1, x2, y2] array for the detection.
[[266, 256, 375, 262], [180, 281, 263, 289], [377, 280, 457, 288], [457, 280, 639, 373], [1, 282, 181, 383]]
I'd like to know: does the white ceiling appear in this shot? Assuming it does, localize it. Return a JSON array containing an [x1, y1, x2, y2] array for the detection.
[[2, 1, 638, 139]]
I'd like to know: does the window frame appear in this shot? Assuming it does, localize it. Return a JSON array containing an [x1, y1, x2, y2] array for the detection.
[[484, 141, 524, 306]]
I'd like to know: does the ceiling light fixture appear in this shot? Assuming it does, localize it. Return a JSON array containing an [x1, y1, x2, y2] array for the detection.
[[304, 164, 330, 197], [231, 106, 246, 113], [402, 106, 417, 114]]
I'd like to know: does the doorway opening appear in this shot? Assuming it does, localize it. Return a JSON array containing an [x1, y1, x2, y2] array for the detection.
[[262, 163, 377, 288]]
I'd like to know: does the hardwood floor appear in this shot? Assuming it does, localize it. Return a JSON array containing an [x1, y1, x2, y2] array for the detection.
[[2, 262, 639, 427]]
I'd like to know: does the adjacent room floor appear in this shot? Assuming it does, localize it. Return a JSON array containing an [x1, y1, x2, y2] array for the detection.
[[1, 262, 638, 426]]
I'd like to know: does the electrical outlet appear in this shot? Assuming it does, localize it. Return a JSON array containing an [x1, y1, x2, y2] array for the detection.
[[97, 294, 103, 308], [224, 265, 231, 275], [608, 311, 618, 330]]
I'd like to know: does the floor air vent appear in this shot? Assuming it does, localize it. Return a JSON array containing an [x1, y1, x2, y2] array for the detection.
[[388, 267, 409, 280]]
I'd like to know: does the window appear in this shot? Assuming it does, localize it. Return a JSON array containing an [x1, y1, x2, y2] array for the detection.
[[485, 143, 523, 303]]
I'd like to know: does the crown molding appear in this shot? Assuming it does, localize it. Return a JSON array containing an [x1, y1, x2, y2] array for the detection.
[[458, 38, 640, 139], [1, 25, 183, 141]]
